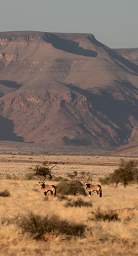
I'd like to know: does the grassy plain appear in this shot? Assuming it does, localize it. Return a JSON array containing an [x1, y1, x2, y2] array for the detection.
[[0, 154, 138, 256]]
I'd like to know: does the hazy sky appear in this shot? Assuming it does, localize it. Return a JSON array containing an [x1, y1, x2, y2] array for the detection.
[[0, 0, 138, 48]]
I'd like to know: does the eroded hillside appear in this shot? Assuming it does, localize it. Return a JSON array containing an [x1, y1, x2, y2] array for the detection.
[[0, 32, 137, 154]]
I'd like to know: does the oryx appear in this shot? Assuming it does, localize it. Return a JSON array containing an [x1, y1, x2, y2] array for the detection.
[[84, 183, 102, 197], [39, 177, 56, 197], [38, 163, 57, 197], [80, 175, 102, 197]]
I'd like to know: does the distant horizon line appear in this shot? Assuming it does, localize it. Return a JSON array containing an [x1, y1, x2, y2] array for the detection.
[[0, 30, 137, 49]]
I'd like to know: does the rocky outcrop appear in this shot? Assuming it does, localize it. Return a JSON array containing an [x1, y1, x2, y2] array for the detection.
[[0, 31, 137, 154]]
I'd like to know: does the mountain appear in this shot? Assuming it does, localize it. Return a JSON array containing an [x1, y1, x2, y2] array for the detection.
[[0, 31, 137, 154], [116, 48, 138, 65]]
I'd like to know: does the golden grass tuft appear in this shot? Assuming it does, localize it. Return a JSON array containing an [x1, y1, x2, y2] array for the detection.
[[18, 213, 86, 239], [94, 207, 119, 222]]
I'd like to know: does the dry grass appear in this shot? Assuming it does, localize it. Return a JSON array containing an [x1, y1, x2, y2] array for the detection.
[[18, 213, 85, 239], [94, 208, 120, 221], [0, 154, 138, 255], [64, 197, 92, 208]]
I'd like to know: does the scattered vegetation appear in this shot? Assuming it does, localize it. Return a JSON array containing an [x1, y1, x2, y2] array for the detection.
[[5, 174, 19, 180], [34, 162, 53, 179], [0, 190, 10, 197], [57, 194, 68, 201], [56, 180, 87, 196], [25, 173, 35, 180], [0, 216, 20, 226], [94, 208, 119, 222], [65, 198, 92, 208], [18, 213, 86, 239], [53, 176, 69, 182], [100, 160, 138, 187], [99, 176, 111, 185], [0, 155, 138, 255], [67, 171, 78, 180]]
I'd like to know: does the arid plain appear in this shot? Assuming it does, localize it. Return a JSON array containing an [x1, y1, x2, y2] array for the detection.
[[0, 154, 138, 256]]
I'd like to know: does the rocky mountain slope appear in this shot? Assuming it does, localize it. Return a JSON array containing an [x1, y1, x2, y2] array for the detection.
[[117, 48, 138, 65], [0, 31, 137, 154]]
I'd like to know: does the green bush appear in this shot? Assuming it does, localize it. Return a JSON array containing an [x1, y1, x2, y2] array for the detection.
[[18, 213, 85, 239], [56, 180, 87, 196]]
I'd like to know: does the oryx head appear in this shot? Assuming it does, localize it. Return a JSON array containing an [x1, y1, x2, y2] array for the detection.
[[79, 174, 93, 187], [38, 176, 47, 189]]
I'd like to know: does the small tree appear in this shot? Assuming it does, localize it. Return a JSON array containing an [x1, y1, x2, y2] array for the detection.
[[34, 162, 56, 180], [100, 159, 138, 187], [110, 160, 138, 187]]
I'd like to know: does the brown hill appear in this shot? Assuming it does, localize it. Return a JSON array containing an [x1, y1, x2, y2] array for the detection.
[[0, 31, 137, 154], [117, 48, 138, 65]]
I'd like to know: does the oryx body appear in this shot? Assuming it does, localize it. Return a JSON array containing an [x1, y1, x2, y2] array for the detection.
[[40, 182, 56, 196], [85, 183, 102, 197], [80, 175, 102, 197]]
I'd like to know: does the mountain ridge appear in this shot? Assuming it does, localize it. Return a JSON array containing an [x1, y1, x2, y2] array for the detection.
[[0, 31, 137, 155]]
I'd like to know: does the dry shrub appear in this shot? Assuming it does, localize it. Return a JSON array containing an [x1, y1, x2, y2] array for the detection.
[[99, 176, 111, 185], [0, 190, 10, 197], [67, 171, 78, 180], [18, 213, 85, 239], [56, 180, 86, 196], [34, 164, 52, 179], [65, 198, 92, 208], [0, 216, 17, 225], [95, 208, 119, 222], [53, 176, 69, 182], [5, 174, 19, 180], [57, 194, 68, 201], [25, 173, 35, 180], [100, 160, 138, 187]]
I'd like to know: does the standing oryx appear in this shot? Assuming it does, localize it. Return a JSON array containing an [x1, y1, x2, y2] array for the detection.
[[80, 175, 102, 197], [39, 178, 56, 197], [37, 163, 57, 197], [84, 183, 102, 197]]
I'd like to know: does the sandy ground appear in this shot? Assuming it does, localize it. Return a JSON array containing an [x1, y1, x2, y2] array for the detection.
[[0, 154, 137, 179], [0, 154, 138, 256]]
